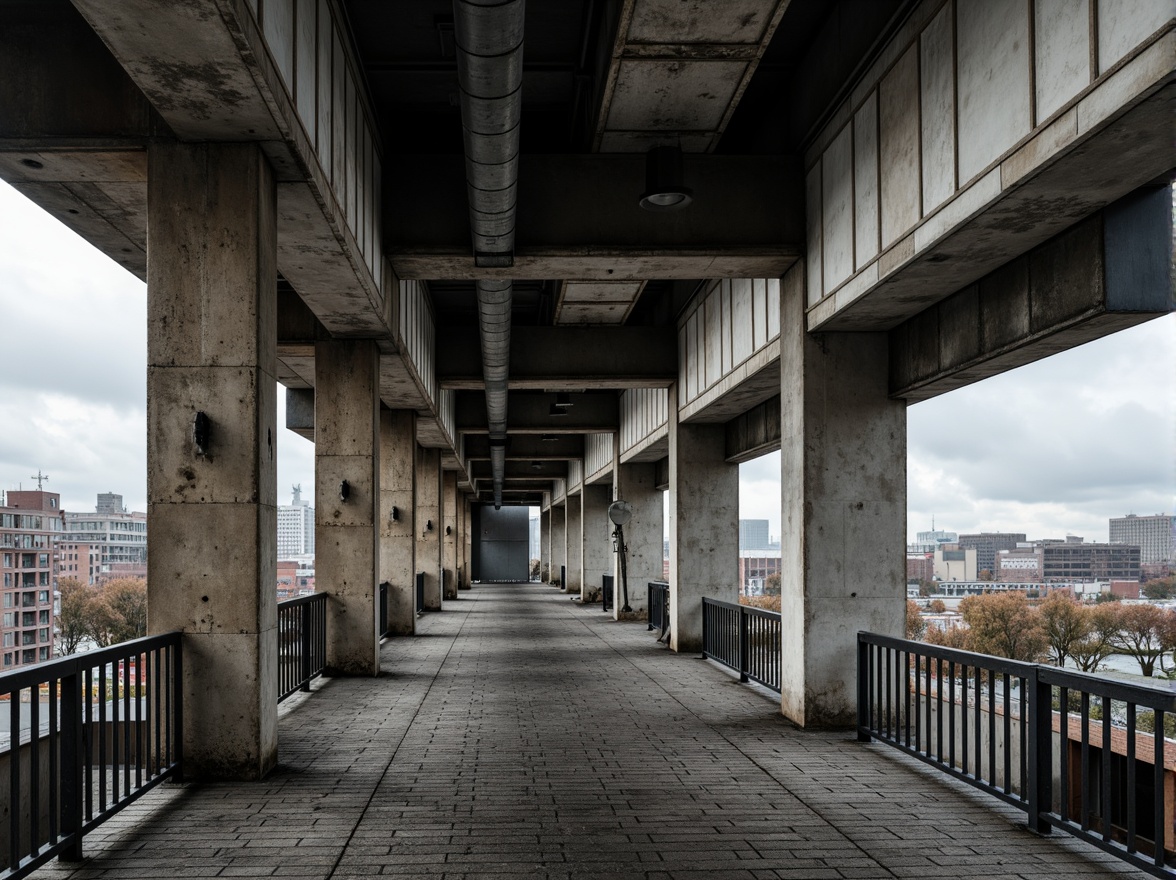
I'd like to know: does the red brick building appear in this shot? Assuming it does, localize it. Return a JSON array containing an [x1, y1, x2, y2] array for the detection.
[[1, 490, 62, 669]]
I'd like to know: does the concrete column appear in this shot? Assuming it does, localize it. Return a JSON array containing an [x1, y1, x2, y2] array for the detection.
[[416, 447, 442, 610], [379, 408, 416, 635], [442, 471, 459, 599], [315, 339, 380, 676], [669, 386, 738, 653], [564, 492, 583, 594], [147, 141, 277, 781], [612, 462, 663, 620], [461, 494, 473, 588], [581, 483, 613, 604], [550, 504, 566, 587], [456, 493, 468, 589], [540, 507, 551, 582], [779, 271, 906, 727]]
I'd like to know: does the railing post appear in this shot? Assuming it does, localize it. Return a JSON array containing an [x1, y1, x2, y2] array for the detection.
[[647, 583, 654, 630], [59, 663, 85, 861], [300, 599, 313, 692], [1027, 666, 1053, 835], [856, 634, 871, 742], [738, 607, 750, 683]]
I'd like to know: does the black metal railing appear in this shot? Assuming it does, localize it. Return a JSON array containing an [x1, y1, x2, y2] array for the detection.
[[559, 565, 565, 590], [276, 593, 326, 703], [647, 581, 669, 634], [858, 632, 1176, 878], [701, 597, 781, 693], [1, 632, 182, 879], [602, 575, 614, 612], [415, 572, 425, 614], [378, 581, 390, 638]]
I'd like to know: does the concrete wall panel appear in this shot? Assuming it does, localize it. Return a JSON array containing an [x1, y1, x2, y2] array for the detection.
[[920, 3, 956, 212], [294, 0, 316, 138], [821, 124, 855, 291], [1097, 0, 1174, 73], [957, 0, 1031, 184], [879, 45, 921, 249], [805, 161, 823, 305], [1034, 0, 1092, 121], [259, 0, 294, 93], [853, 93, 880, 269]]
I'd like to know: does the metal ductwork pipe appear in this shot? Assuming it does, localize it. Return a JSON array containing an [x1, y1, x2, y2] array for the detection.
[[454, 0, 524, 509]]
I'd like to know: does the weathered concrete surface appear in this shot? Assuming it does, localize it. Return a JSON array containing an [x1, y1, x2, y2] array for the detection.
[[456, 391, 619, 434], [540, 506, 551, 582], [564, 491, 583, 595], [550, 504, 566, 587], [145, 141, 277, 781], [891, 184, 1176, 401], [436, 326, 677, 390], [441, 471, 458, 600], [284, 387, 314, 441], [415, 447, 442, 611], [378, 408, 416, 636], [315, 339, 380, 676], [780, 272, 907, 728], [581, 484, 613, 604], [612, 462, 663, 618], [387, 154, 803, 281], [668, 389, 739, 652]]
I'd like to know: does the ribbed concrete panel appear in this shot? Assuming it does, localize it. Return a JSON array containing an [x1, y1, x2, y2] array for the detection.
[[803, 0, 1174, 331]]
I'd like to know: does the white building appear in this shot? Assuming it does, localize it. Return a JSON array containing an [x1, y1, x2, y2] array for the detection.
[[1109, 514, 1174, 564], [62, 492, 147, 575], [277, 485, 314, 561]]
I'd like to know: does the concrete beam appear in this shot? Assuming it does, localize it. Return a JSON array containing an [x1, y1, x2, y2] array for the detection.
[[890, 185, 1175, 401], [285, 388, 315, 442], [387, 154, 803, 281], [437, 327, 676, 390], [0, 1, 159, 142], [456, 391, 619, 433], [464, 434, 584, 461], [725, 395, 781, 463], [469, 461, 570, 481]]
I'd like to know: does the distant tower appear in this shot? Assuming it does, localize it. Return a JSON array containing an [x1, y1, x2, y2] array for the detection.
[[292, 484, 302, 506]]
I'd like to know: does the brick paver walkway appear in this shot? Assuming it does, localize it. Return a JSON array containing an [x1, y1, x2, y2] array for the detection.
[[37, 583, 1149, 879]]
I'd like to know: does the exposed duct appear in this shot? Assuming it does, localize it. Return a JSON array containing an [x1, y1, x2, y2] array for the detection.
[[454, 0, 524, 510]]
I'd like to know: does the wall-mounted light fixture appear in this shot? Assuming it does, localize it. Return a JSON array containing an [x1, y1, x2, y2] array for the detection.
[[339, 480, 350, 502], [540, 434, 558, 442], [390, 505, 400, 522], [554, 392, 572, 409], [638, 145, 692, 211], [193, 411, 211, 456], [445, 525, 453, 536], [425, 519, 434, 532]]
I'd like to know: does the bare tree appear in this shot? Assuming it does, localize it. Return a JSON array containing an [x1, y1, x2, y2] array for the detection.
[[1038, 591, 1089, 667], [1112, 604, 1176, 677], [958, 591, 1047, 662], [55, 577, 94, 656]]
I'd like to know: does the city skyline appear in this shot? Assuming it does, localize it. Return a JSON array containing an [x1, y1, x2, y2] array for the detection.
[[1, 179, 1172, 543]]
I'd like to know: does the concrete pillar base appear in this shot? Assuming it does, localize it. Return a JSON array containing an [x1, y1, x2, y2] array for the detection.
[[779, 268, 906, 727]]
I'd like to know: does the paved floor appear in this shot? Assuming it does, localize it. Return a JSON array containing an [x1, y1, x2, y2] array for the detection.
[[38, 583, 1150, 879]]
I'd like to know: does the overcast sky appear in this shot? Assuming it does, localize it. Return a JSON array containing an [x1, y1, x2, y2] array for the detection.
[[1, 180, 1172, 544]]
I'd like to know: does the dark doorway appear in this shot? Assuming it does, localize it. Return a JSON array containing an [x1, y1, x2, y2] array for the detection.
[[472, 505, 530, 582]]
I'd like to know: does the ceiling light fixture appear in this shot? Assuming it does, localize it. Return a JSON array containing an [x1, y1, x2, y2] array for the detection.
[[549, 404, 567, 417], [540, 434, 558, 442], [639, 145, 692, 211], [554, 392, 572, 409]]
